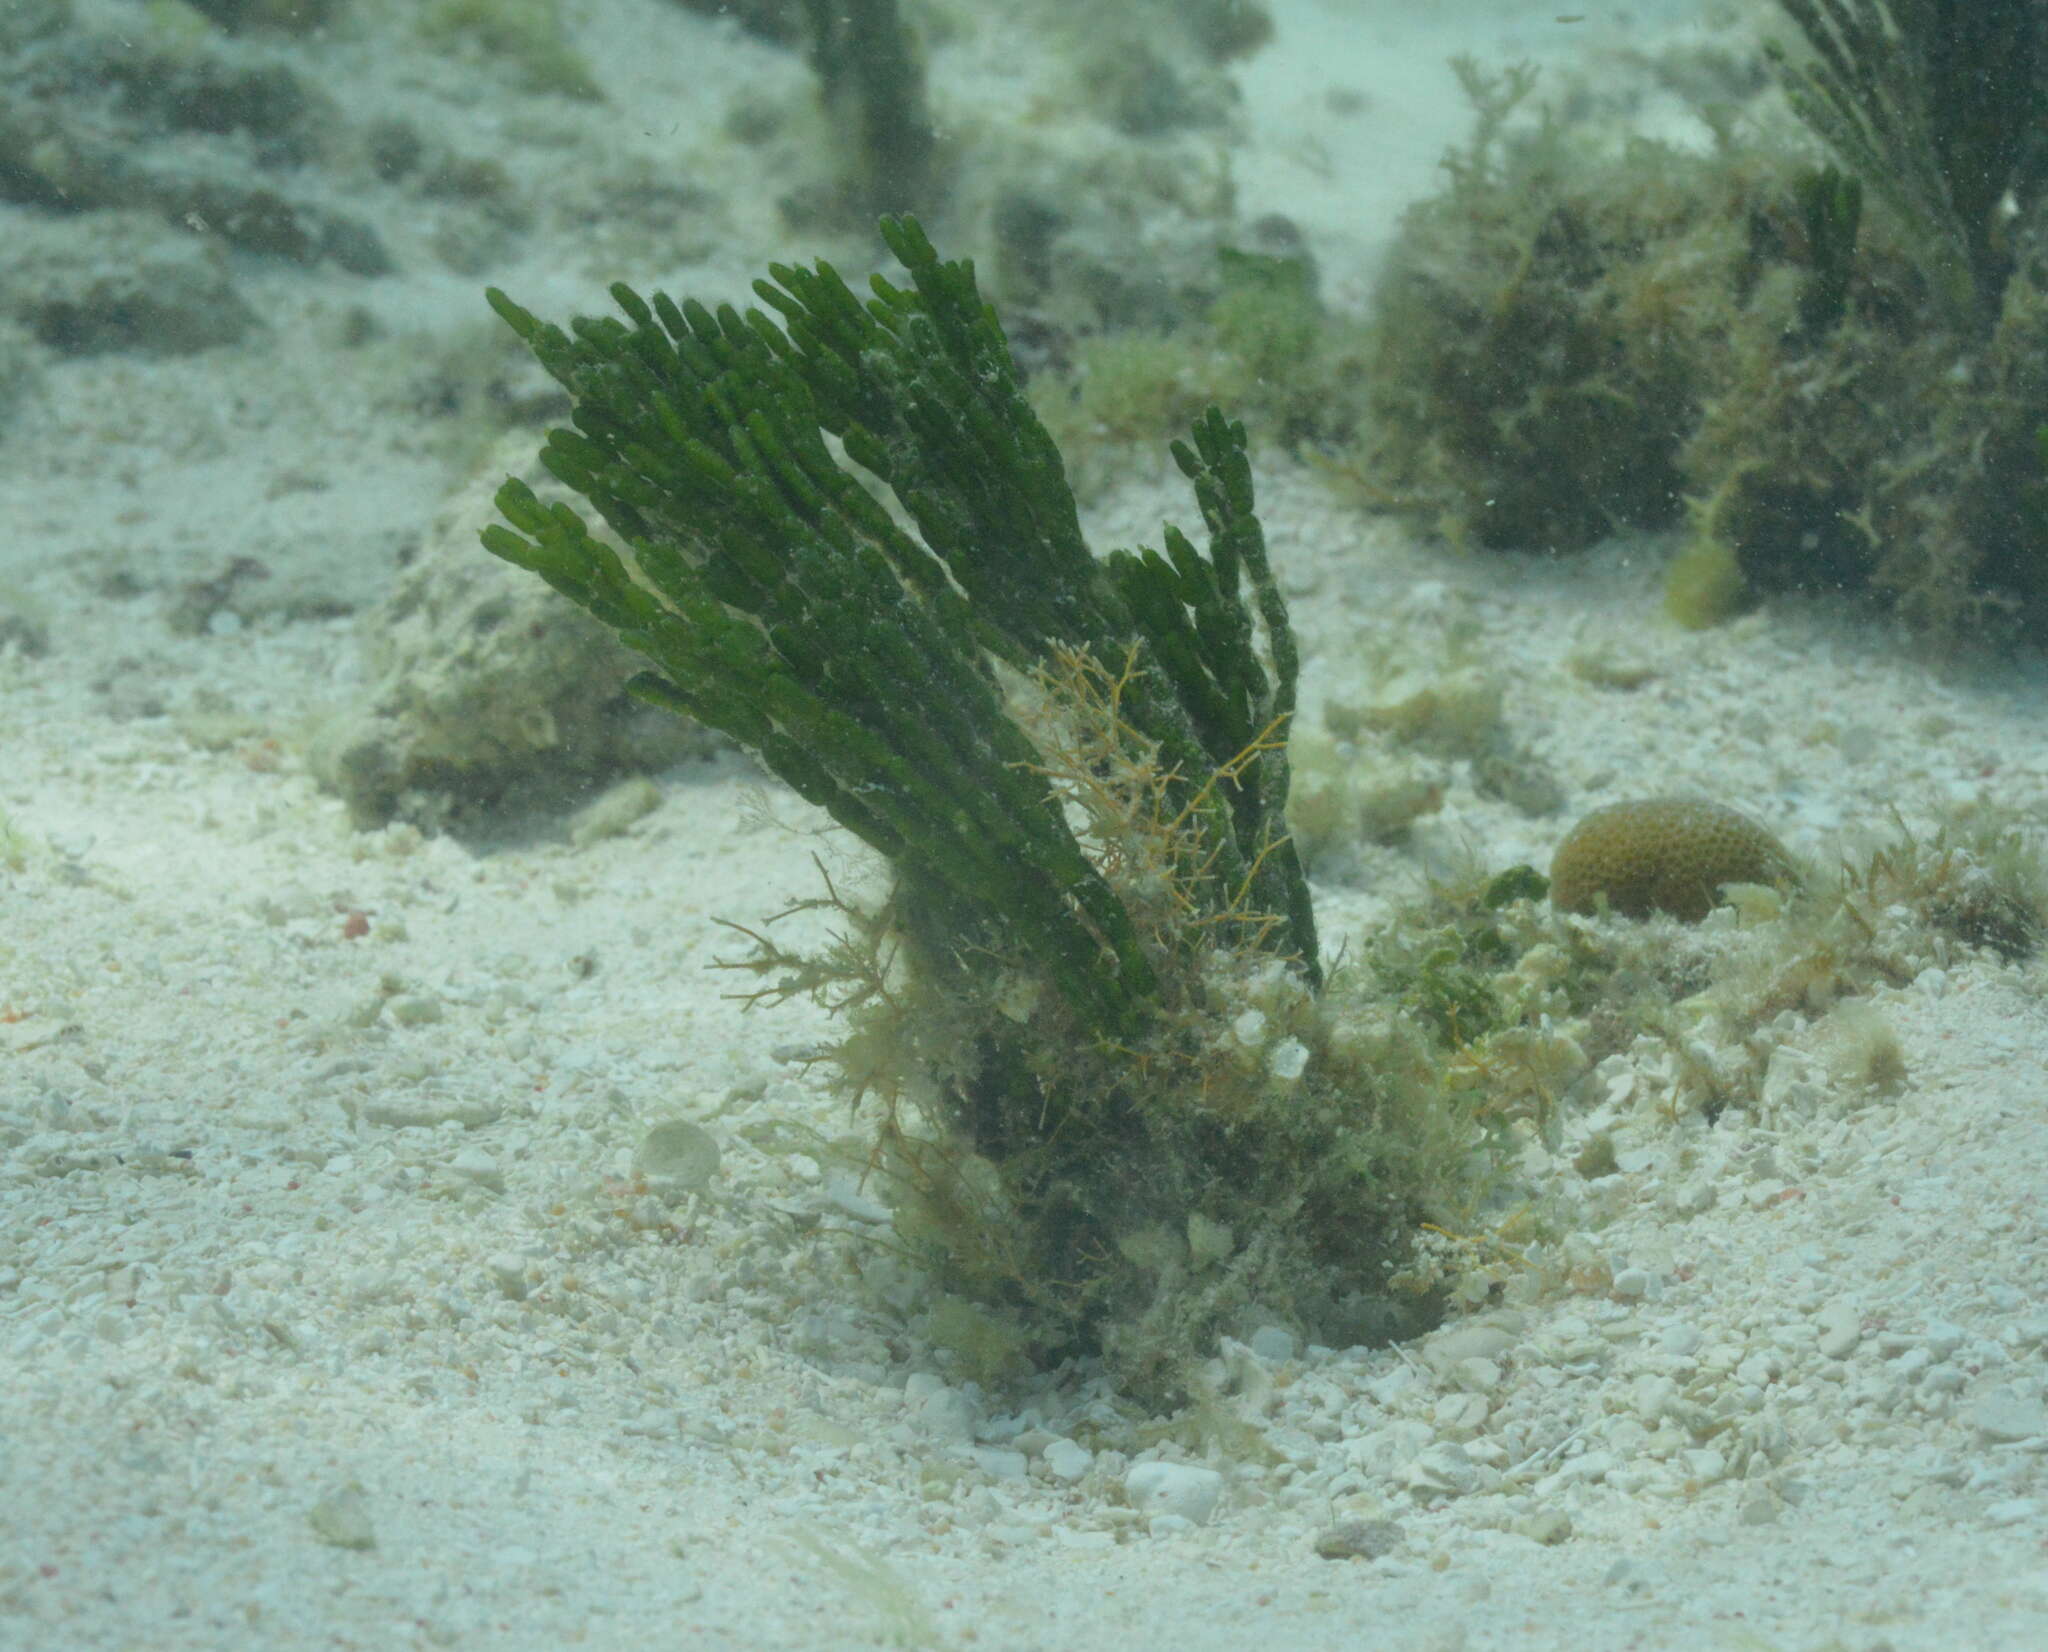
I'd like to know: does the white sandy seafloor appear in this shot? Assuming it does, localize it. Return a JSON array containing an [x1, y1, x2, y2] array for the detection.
[[3, 2, 2048, 1648]]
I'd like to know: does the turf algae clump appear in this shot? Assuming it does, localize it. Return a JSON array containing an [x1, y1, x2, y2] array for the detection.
[[478, 218, 1499, 1403]]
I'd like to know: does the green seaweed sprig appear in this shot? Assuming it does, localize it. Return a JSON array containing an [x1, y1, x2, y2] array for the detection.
[[481, 216, 1317, 1041]]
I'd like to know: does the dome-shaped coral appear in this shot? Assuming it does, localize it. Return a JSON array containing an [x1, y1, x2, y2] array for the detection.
[[1550, 798, 1798, 922]]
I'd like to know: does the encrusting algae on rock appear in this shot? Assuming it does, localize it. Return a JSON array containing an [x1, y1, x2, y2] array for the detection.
[[1550, 797, 1799, 923]]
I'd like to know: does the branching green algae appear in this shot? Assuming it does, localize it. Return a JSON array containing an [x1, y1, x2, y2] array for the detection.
[[479, 218, 1497, 1399], [1767, 0, 2042, 328], [471, 198, 2048, 1398]]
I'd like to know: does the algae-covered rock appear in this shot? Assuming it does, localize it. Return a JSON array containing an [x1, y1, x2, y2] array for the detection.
[[0, 211, 257, 356], [308, 434, 718, 831], [1348, 20, 2048, 640], [1351, 59, 1743, 554]]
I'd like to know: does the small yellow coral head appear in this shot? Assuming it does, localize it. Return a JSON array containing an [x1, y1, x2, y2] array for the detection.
[[1549, 797, 1798, 922]]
